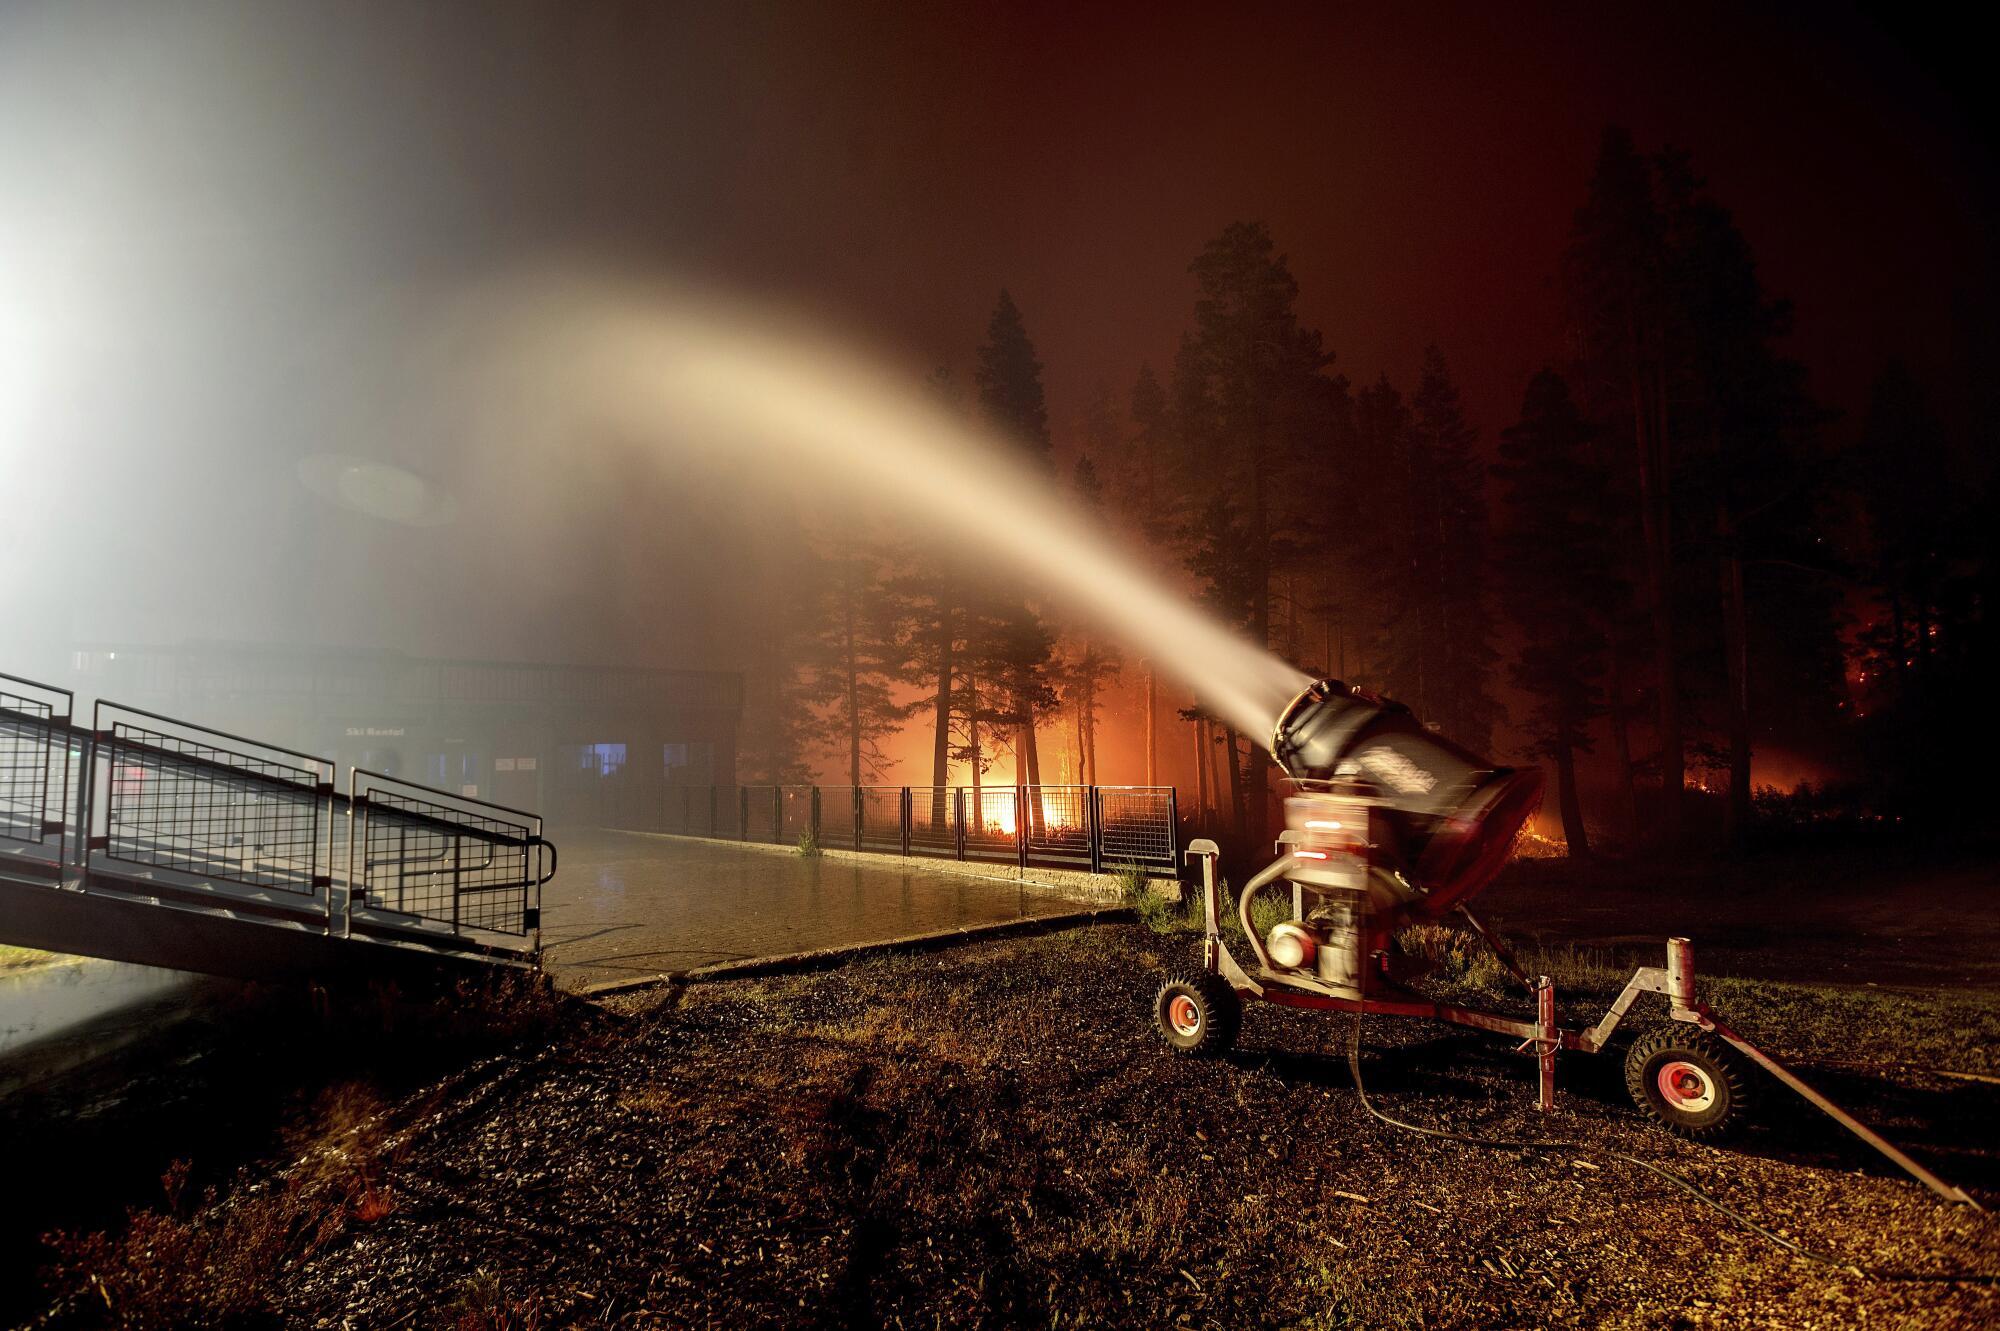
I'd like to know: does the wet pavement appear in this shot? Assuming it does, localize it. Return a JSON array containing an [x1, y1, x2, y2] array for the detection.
[[537, 830, 1090, 987], [0, 957, 191, 1060]]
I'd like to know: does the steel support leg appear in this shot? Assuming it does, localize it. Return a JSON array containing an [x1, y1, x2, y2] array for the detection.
[[1536, 975, 1557, 1113]]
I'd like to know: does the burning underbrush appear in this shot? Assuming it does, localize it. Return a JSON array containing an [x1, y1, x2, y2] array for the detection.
[[25, 924, 2000, 1329]]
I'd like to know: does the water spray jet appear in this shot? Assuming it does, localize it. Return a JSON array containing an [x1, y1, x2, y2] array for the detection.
[[444, 272, 1311, 741]]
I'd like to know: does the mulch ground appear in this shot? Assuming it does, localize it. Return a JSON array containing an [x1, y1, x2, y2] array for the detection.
[[28, 920, 1993, 1329]]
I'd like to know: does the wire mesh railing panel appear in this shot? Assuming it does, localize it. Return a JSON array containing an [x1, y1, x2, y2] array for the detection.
[[817, 786, 857, 847], [0, 678, 63, 849], [354, 774, 537, 936], [1096, 786, 1178, 873], [638, 782, 1179, 878], [908, 786, 957, 856], [961, 786, 1019, 862], [742, 785, 780, 842], [1024, 785, 1092, 865], [858, 786, 903, 853], [96, 703, 327, 897], [779, 786, 815, 843]]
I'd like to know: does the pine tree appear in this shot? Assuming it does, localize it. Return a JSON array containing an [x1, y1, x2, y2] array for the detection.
[[1127, 363, 1171, 537], [1408, 347, 1502, 753], [974, 290, 1060, 798], [1494, 371, 1618, 855], [1177, 222, 1340, 834], [800, 544, 907, 787], [1655, 148, 1830, 839], [1059, 455, 1122, 784], [1856, 361, 1953, 699], [975, 290, 1052, 472], [895, 366, 972, 818], [1564, 127, 1684, 842]]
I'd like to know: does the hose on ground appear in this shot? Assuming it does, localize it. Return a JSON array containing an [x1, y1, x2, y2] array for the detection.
[[1341, 1009, 1997, 1285]]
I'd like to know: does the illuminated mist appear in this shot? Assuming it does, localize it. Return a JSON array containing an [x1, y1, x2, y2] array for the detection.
[[438, 272, 1313, 742]]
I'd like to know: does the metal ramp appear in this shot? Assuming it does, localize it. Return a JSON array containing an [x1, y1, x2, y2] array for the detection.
[[0, 670, 554, 982]]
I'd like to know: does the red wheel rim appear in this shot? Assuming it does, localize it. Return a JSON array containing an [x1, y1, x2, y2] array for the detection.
[[1656, 1059, 1716, 1111], [1168, 994, 1201, 1036]]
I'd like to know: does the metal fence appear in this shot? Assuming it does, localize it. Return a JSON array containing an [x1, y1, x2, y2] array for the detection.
[[652, 782, 1179, 875], [0, 673, 71, 878], [96, 701, 331, 898], [1, 669, 553, 962], [351, 769, 550, 937]]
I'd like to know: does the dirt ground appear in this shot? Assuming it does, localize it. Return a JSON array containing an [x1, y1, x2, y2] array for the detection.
[[19, 914, 2000, 1330]]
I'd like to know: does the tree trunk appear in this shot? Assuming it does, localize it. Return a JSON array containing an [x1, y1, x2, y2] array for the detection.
[[1082, 672, 1098, 786], [1604, 637, 1639, 836], [1224, 726, 1247, 843], [1888, 590, 1907, 697], [1072, 695, 1086, 786], [1192, 717, 1210, 821], [1144, 663, 1157, 785], [1653, 352, 1682, 843], [1019, 667, 1044, 836], [1629, 350, 1681, 845], [1554, 731, 1590, 859], [968, 667, 981, 799], [1719, 503, 1752, 845], [930, 611, 953, 826], [1247, 450, 1272, 840], [844, 593, 861, 788]]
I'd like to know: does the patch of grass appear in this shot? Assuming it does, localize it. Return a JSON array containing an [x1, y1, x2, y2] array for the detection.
[[1119, 861, 1203, 935], [796, 826, 822, 858], [1395, 921, 2000, 1074], [452, 1269, 546, 1331], [1700, 974, 2000, 1076], [0, 944, 61, 972], [1128, 873, 1302, 941], [40, 1083, 399, 1330]]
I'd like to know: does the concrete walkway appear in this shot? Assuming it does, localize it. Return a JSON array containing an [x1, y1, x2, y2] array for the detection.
[[537, 830, 1101, 988]]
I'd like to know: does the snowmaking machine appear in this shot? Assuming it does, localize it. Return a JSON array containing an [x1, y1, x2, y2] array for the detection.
[[1152, 678, 1976, 1205]]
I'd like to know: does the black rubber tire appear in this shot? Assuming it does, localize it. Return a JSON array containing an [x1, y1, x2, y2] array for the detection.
[[1154, 971, 1240, 1056], [1625, 1025, 1754, 1142]]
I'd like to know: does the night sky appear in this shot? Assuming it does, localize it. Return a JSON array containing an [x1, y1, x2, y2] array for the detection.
[[3, 1, 1993, 667], [249, 2, 1997, 443]]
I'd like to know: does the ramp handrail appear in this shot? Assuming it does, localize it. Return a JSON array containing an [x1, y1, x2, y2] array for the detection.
[[349, 767, 546, 941], [0, 669, 552, 968]]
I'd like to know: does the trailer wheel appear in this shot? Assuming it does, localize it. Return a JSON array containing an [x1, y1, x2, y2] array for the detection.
[[1625, 1026, 1753, 1141], [1155, 972, 1240, 1056]]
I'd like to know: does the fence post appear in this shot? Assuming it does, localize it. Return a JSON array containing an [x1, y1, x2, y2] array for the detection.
[[739, 786, 748, 841], [1016, 785, 1029, 870], [773, 787, 783, 845], [1165, 786, 1179, 882], [953, 787, 966, 860], [1088, 786, 1104, 875], [853, 786, 863, 852], [811, 786, 822, 843], [900, 787, 911, 857]]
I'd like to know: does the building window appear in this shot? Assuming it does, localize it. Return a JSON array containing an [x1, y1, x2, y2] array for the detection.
[[578, 742, 627, 777]]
